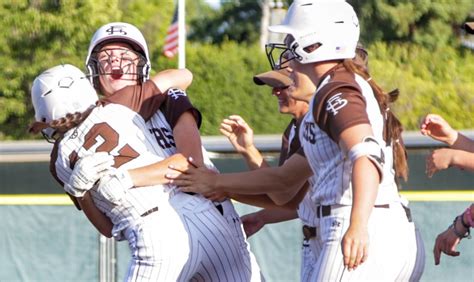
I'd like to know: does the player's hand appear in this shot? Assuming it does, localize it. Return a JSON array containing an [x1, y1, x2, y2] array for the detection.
[[420, 114, 458, 145], [206, 191, 229, 202], [241, 212, 266, 238], [220, 115, 255, 155], [433, 227, 461, 265], [167, 158, 220, 197], [425, 148, 454, 177], [96, 168, 134, 205], [342, 224, 369, 271], [66, 152, 114, 197]]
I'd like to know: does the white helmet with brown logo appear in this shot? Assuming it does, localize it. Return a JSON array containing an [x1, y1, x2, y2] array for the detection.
[[85, 22, 151, 88], [267, 0, 360, 68]]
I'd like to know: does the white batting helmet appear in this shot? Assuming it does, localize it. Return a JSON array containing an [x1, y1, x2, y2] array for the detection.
[[31, 64, 98, 138], [85, 22, 151, 87], [268, 0, 360, 65]]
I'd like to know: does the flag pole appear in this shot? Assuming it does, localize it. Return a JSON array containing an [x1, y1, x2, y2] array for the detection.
[[178, 0, 185, 69]]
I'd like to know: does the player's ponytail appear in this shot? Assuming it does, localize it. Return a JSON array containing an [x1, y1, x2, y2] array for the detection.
[[342, 59, 408, 182], [28, 107, 94, 141]]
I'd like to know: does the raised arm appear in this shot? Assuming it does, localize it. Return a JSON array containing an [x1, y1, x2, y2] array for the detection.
[[151, 68, 193, 92], [420, 113, 474, 152], [220, 115, 268, 169]]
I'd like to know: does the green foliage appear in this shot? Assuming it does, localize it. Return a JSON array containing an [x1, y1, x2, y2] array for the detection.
[[0, 0, 121, 140], [0, 1, 473, 140], [181, 41, 290, 135], [188, 0, 292, 45], [350, 0, 474, 48], [368, 42, 474, 130]]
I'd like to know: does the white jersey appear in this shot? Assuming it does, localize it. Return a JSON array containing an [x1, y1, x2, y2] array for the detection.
[[53, 103, 170, 237], [279, 119, 318, 227], [146, 99, 263, 281], [297, 64, 424, 281], [299, 66, 400, 206], [51, 82, 263, 281]]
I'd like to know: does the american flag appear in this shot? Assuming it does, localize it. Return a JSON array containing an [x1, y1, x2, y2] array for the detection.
[[163, 6, 179, 58]]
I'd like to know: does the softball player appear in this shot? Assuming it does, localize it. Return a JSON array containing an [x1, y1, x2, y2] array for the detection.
[[30, 62, 262, 281], [223, 67, 320, 280], [168, 1, 425, 281], [84, 22, 262, 281]]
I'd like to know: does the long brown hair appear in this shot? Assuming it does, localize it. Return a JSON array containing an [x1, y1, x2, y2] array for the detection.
[[28, 107, 94, 141], [342, 59, 408, 182]]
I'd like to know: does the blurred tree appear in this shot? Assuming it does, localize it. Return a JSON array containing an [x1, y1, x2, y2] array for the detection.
[[188, 0, 292, 45], [350, 0, 474, 48], [0, 0, 473, 140], [0, 0, 120, 140]]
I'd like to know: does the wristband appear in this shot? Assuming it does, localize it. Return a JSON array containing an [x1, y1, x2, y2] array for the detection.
[[464, 207, 474, 228], [450, 216, 471, 239]]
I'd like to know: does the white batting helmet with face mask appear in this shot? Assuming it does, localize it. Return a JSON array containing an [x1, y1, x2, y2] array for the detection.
[[267, 0, 360, 68], [85, 22, 151, 88], [31, 64, 98, 139]]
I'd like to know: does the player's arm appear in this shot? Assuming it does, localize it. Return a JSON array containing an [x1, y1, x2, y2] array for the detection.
[[241, 208, 298, 237], [339, 123, 380, 271], [128, 153, 190, 187], [151, 68, 193, 92], [51, 153, 113, 237], [220, 115, 269, 169], [229, 181, 309, 210], [168, 152, 312, 205], [76, 192, 113, 238], [173, 111, 204, 167], [451, 133, 474, 153]]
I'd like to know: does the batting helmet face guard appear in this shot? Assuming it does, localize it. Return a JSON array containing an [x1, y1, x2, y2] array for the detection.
[[266, 0, 360, 69], [85, 22, 151, 89], [31, 64, 98, 139]]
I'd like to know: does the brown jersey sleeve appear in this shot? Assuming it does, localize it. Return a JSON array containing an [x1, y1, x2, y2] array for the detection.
[[101, 80, 165, 121], [312, 81, 370, 144], [160, 88, 202, 129]]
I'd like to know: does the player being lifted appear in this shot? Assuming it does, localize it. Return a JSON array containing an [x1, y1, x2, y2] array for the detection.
[[30, 22, 263, 281]]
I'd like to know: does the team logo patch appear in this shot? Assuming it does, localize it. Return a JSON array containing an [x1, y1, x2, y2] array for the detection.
[[167, 88, 187, 100], [106, 25, 127, 36], [326, 93, 348, 116]]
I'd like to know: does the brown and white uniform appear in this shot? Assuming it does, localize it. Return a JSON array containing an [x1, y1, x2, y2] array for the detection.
[[280, 118, 320, 281], [299, 65, 425, 281], [51, 81, 262, 282]]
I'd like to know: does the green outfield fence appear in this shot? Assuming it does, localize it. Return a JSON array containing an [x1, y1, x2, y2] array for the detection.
[[0, 131, 473, 282]]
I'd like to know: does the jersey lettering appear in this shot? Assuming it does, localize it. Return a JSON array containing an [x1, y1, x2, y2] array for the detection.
[[149, 127, 176, 149], [68, 122, 139, 168], [303, 121, 316, 144]]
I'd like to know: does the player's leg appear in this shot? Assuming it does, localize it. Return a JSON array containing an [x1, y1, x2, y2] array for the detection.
[[311, 205, 389, 282], [171, 193, 258, 281], [311, 206, 350, 281], [218, 199, 264, 281], [124, 200, 190, 281], [301, 239, 317, 281], [391, 208, 425, 281]]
